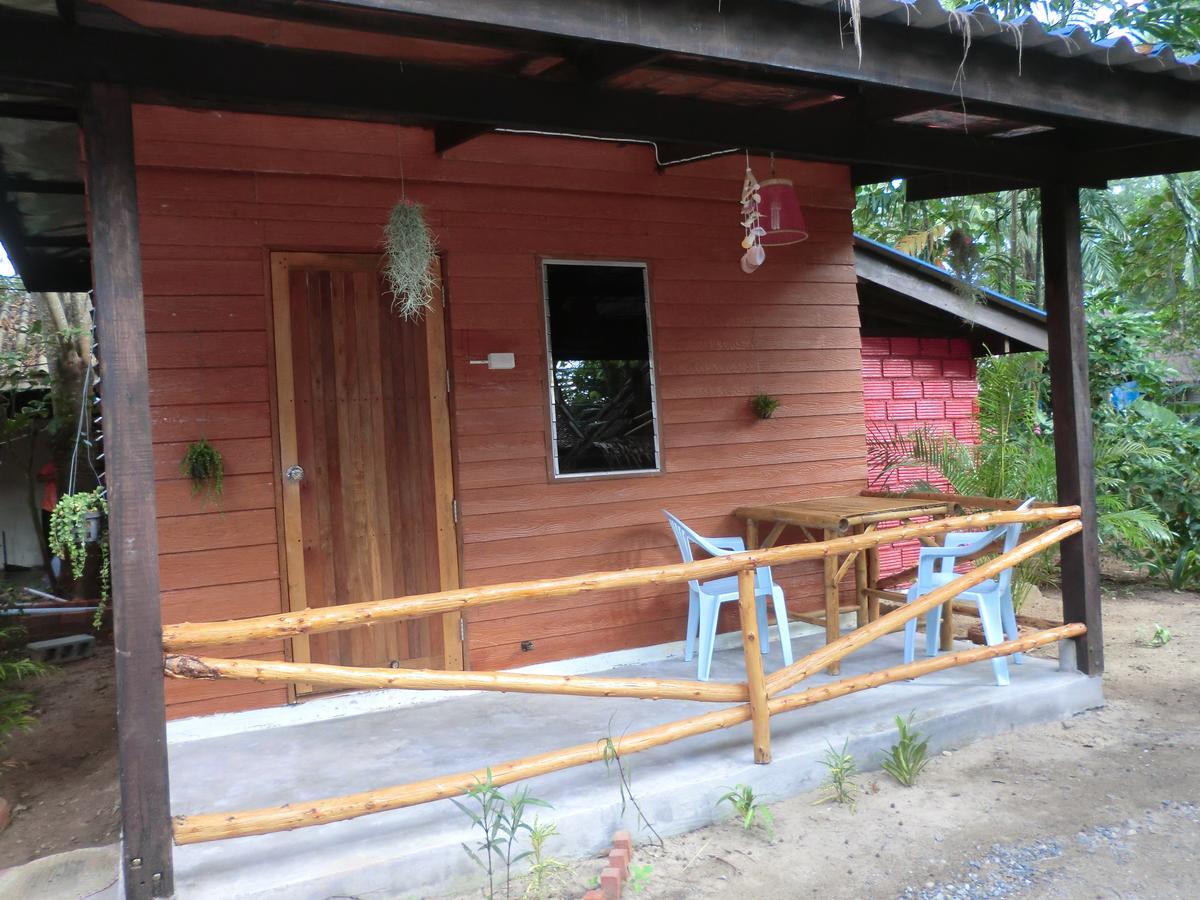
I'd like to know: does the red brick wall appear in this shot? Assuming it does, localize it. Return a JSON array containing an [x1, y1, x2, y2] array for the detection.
[[860, 336, 979, 576]]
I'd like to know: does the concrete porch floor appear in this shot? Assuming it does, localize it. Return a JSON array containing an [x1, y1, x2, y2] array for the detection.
[[167, 630, 1103, 899]]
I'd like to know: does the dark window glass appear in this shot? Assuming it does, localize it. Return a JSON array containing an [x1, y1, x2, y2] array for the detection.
[[544, 262, 658, 476]]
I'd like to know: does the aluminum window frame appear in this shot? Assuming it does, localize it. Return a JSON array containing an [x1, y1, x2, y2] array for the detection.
[[541, 258, 663, 480]]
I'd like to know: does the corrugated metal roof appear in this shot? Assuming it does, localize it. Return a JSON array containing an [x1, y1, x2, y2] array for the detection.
[[785, 0, 1200, 81]]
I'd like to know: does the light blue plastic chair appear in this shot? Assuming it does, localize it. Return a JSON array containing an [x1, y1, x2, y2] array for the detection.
[[902, 498, 1036, 686], [663, 510, 794, 681]]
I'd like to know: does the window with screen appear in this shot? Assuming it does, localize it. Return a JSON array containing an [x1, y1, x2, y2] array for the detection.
[[542, 261, 660, 478]]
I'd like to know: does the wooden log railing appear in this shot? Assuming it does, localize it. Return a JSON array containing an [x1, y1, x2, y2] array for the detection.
[[165, 504, 1084, 846]]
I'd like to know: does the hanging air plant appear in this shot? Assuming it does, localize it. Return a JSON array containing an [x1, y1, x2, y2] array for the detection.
[[384, 199, 438, 320], [180, 438, 224, 505]]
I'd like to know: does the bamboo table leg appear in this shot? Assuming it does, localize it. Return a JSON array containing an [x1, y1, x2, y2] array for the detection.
[[823, 528, 840, 676], [746, 518, 759, 551], [853, 526, 869, 628], [939, 602, 955, 650], [936, 513, 955, 650], [866, 545, 881, 622]]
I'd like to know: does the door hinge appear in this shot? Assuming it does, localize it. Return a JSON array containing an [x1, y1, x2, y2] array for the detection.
[[459, 618, 467, 642], [451, 498, 460, 523]]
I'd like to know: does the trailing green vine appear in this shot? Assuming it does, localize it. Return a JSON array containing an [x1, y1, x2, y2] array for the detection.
[[180, 438, 224, 505], [48, 488, 110, 628]]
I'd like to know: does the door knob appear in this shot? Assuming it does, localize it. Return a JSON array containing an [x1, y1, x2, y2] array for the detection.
[[285, 464, 305, 483]]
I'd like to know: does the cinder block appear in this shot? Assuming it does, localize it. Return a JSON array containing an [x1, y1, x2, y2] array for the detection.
[[583, 891, 604, 900], [919, 338, 951, 357], [861, 358, 883, 378], [889, 337, 920, 356], [921, 379, 953, 399], [947, 338, 973, 358], [886, 400, 916, 419], [891, 379, 923, 399], [860, 337, 890, 356], [862, 380, 893, 400], [942, 359, 974, 379], [951, 379, 980, 398], [954, 420, 981, 441], [944, 398, 976, 418], [863, 399, 888, 419], [911, 358, 942, 378], [915, 400, 944, 419], [26, 634, 95, 664], [881, 358, 912, 378]]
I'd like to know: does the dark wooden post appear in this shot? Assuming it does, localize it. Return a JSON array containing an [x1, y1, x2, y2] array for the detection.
[[81, 84, 175, 898], [1041, 182, 1103, 675]]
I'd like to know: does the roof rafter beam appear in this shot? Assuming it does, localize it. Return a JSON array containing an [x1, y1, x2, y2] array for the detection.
[[0, 100, 77, 122], [303, 0, 1200, 140], [0, 12, 1079, 183], [1, 176, 85, 194], [434, 44, 663, 154]]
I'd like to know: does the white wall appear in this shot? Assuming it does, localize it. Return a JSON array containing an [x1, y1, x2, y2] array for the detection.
[[0, 434, 49, 569]]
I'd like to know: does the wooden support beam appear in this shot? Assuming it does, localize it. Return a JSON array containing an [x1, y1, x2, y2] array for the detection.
[[0, 12, 1084, 184], [81, 83, 174, 899], [0, 176, 86, 194], [1041, 182, 1103, 676]]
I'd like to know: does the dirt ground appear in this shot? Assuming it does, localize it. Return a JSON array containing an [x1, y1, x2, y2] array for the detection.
[[1, 581, 1196, 899], [539, 581, 1199, 900], [0, 649, 119, 869]]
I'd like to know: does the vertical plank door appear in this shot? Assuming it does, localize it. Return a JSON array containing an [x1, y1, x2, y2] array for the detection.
[[271, 253, 462, 684]]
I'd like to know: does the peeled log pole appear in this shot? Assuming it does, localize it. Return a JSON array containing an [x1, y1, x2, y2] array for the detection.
[[173, 702, 754, 844], [163, 506, 1080, 651], [768, 623, 1085, 715], [737, 569, 771, 763], [162, 655, 748, 703], [764, 519, 1083, 696], [172, 623, 1080, 845]]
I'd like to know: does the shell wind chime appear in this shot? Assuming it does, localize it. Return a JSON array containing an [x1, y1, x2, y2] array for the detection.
[[739, 163, 767, 274]]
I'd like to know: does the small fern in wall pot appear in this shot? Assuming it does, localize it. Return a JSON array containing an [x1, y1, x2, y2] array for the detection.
[[384, 199, 438, 320], [180, 438, 224, 505], [752, 393, 781, 420]]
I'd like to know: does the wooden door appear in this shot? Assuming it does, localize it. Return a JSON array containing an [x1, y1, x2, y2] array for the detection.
[[270, 253, 462, 686]]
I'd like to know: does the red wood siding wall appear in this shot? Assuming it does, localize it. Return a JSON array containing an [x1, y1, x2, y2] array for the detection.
[[130, 106, 867, 718], [861, 336, 979, 576]]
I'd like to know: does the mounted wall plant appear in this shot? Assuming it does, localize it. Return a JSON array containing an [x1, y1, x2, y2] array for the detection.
[[181, 438, 224, 505], [751, 393, 781, 420], [383, 199, 437, 320], [47, 488, 110, 629]]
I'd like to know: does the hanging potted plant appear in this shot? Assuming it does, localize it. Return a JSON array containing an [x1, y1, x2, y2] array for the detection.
[[180, 438, 224, 505], [48, 487, 110, 628]]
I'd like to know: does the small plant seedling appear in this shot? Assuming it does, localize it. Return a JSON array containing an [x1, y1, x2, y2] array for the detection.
[[717, 784, 775, 839], [1149, 623, 1172, 647], [521, 817, 572, 900], [601, 726, 664, 848], [881, 712, 930, 787], [816, 739, 859, 811], [453, 770, 551, 900], [751, 393, 781, 419], [628, 863, 653, 894]]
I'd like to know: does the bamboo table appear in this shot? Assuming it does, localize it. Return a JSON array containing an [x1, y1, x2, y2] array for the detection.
[[734, 495, 953, 675]]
